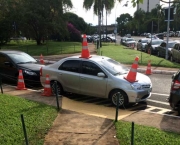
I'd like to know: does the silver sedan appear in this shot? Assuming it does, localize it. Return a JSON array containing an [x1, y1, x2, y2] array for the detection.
[[40, 55, 152, 107]]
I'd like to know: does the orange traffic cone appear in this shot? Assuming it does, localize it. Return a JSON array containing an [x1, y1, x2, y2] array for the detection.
[[124, 56, 139, 82], [42, 74, 52, 97], [40, 54, 44, 64], [16, 70, 27, 90], [145, 60, 152, 75], [80, 34, 91, 58]]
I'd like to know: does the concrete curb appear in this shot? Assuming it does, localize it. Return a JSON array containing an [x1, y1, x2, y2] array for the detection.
[[137, 68, 177, 75]]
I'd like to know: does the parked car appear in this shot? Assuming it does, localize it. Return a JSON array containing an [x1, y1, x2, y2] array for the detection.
[[144, 39, 163, 54], [136, 38, 150, 51], [169, 43, 180, 62], [40, 55, 152, 107], [168, 71, 180, 115], [0, 50, 44, 87], [124, 38, 136, 48], [120, 37, 127, 45], [156, 41, 177, 59], [125, 34, 131, 38]]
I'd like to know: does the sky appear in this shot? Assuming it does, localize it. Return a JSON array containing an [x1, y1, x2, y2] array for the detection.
[[70, 0, 136, 26], [69, 0, 171, 26]]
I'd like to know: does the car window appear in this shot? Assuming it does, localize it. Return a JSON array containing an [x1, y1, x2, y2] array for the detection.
[[174, 44, 179, 50], [168, 42, 176, 48], [126, 38, 134, 41], [141, 39, 148, 43], [81, 61, 102, 76], [7, 52, 36, 64], [100, 59, 129, 75], [160, 42, 166, 47], [59, 60, 80, 73]]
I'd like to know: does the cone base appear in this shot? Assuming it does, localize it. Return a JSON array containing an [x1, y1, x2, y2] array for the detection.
[[16, 87, 27, 90], [124, 76, 138, 83]]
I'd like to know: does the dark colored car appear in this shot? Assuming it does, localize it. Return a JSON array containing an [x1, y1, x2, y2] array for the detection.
[[168, 71, 180, 115], [120, 37, 127, 45], [169, 43, 180, 62], [136, 38, 150, 51], [0, 50, 45, 87], [144, 39, 163, 54], [156, 41, 177, 59]]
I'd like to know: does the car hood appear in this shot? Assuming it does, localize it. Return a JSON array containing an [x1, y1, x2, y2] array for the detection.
[[18, 63, 45, 71], [117, 72, 151, 84]]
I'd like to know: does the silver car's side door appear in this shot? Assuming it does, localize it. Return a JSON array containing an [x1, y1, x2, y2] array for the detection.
[[79, 61, 108, 98], [58, 60, 80, 93]]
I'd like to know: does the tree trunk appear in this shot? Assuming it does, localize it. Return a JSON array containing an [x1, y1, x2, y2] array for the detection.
[[36, 38, 41, 45]]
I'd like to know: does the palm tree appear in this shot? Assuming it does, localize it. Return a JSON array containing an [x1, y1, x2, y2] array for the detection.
[[83, 0, 122, 47], [156, 4, 163, 33]]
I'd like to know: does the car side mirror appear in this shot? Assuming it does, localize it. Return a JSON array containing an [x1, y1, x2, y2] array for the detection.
[[97, 72, 106, 78]]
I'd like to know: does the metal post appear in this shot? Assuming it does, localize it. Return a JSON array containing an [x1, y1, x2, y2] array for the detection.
[[21, 114, 29, 145], [166, 0, 171, 60], [55, 81, 60, 111], [115, 92, 120, 122], [131, 122, 134, 145]]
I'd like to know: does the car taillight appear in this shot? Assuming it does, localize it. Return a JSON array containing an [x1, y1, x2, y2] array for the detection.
[[40, 67, 42, 76], [171, 80, 180, 90]]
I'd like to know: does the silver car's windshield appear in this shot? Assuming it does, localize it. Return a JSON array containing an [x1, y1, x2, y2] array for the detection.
[[100, 59, 129, 75], [127, 38, 134, 41]]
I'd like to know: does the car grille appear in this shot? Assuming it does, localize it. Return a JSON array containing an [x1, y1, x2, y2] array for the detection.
[[142, 84, 151, 89]]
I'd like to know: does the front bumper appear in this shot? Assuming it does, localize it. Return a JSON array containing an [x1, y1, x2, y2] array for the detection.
[[126, 88, 152, 103]]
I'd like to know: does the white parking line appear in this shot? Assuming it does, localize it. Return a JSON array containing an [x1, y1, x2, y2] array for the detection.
[[151, 92, 169, 96], [147, 99, 169, 105]]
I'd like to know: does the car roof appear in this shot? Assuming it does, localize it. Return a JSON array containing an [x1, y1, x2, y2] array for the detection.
[[60, 55, 111, 62]]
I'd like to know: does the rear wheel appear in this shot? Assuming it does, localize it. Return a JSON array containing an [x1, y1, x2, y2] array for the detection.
[[50, 81, 63, 95], [110, 90, 128, 107]]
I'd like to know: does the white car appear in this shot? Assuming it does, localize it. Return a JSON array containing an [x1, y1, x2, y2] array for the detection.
[[40, 55, 152, 107]]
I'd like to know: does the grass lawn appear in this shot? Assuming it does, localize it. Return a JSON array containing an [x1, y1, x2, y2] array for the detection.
[[0, 94, 58, 145], [99, 43, 180, 68], [1, 40, 82, 56], [116, 121, 180, 145]]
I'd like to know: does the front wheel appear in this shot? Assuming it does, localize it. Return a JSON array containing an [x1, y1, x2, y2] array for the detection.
[[110, 90, 128, 107]]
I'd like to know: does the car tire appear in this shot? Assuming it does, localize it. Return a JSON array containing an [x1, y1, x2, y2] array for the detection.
[[110, 90, 128, 107], [51, 81, 64, 95]]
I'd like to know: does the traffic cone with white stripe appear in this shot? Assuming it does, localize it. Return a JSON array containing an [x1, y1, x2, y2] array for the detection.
[[42, 74, 52, 97], [40, 54, 44, 64], [80, 34, 91, 58], [16, 70, 27, 90], [124, 56, 139, 82], [145, 60, 152, 75]]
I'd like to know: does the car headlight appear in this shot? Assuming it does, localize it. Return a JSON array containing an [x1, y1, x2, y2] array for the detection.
[[131, 83, 142, 90], [24, 70, 37, 76]]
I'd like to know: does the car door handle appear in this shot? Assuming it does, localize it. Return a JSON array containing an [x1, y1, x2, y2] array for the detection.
[[59, 73, 62, 76]]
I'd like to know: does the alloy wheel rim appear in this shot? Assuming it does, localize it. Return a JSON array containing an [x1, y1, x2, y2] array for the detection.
[[51, 83, 61, 95], [112, 92, 124, 106]]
